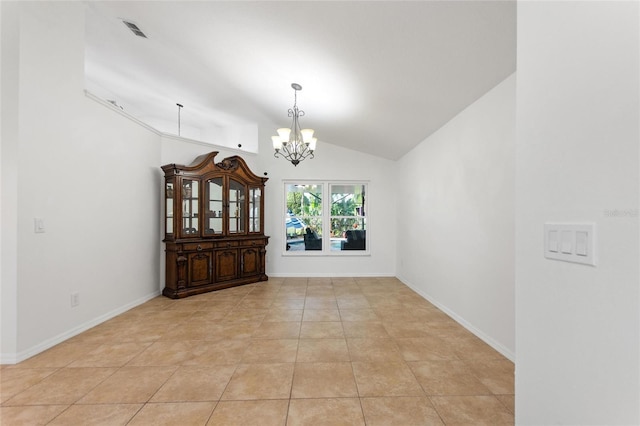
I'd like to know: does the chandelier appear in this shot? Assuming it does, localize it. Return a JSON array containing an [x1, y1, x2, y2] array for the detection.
[[272, 83, 317, 166]]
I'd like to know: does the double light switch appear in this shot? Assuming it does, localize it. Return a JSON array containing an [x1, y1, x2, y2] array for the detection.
[[544, 223, 596, 266]]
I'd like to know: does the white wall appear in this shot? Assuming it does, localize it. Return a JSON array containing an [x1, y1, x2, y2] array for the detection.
[[395, 74, 516, 359], [516, 2, 640, 424], [257, 125, 397, 278], [160, 135, 256, 170], [1, 1, 21, 361], [1, 2, 163, 363]]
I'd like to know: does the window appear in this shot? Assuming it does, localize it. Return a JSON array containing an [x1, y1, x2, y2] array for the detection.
[[284, 181, 368, 254], [330, 184, 366, 252], [285, 183, 323, 252]]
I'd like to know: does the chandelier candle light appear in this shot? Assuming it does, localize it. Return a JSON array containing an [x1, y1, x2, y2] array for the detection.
[[272, 83, 317, 166]]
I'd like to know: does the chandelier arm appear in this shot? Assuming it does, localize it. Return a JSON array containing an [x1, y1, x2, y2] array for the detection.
[[281, 142, 296, 160], [299, 147, 313, 160]]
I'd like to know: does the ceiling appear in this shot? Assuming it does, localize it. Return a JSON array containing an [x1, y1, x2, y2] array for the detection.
[[84, 1, 516, 161]]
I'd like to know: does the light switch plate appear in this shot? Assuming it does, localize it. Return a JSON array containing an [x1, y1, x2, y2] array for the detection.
[[34, 218, 45, 233], [544, 223, 596, 266]]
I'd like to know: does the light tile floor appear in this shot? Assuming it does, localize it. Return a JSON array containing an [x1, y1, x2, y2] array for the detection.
[[0, 277, 514, 425]]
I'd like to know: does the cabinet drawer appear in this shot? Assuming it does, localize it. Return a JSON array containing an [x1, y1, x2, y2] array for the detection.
[[182, 242, 214, 251], [214, 240, 239, 248], [241, 239, 265, 247]]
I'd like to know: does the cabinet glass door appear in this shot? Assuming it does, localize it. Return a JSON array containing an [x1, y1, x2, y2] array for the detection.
[[165, 181, 174, 235], [181, 179, 199, 236], [205, 177, 223, 236], [249, 187, 261, 233], [228, 179, 246, 234]]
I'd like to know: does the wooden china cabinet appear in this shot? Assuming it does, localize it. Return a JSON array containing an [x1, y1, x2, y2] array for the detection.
[[162, 152, 268, 298]]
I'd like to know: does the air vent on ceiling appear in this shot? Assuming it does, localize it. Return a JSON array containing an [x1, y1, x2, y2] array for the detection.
[[123, 20, 147, 38]]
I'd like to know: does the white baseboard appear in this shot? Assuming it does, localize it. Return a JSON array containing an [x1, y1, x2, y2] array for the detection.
[[267, 272, 396, 278], [1, 290, 160, 365], [397, 274, 515, 363]]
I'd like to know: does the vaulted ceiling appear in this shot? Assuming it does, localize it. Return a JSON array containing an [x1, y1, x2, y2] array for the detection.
[[85, 1, 516, 160]]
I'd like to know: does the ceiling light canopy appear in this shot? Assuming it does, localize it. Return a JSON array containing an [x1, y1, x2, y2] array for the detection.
[[272, 83, 317, 167]]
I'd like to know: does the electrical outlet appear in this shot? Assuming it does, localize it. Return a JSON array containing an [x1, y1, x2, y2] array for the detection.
[[70, 292, 80, 307]]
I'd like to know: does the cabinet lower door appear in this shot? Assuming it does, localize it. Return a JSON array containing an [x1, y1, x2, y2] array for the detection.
[[187, 251, 213, 287], [215, 250, 238, 282], [241, 247, 260, 277]]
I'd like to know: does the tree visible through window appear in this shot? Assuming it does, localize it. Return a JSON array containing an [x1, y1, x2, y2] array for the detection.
[[330, 184, 366, 251], [284, 182, 367, 253]]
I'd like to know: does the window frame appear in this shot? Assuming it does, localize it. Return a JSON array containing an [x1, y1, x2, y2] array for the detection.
[[282, 180, 369, 256]]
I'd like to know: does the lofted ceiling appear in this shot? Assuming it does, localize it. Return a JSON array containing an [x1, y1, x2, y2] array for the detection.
[[84, 1, 516, 161]]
